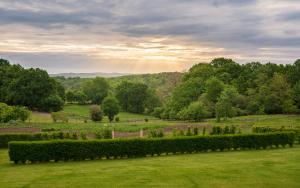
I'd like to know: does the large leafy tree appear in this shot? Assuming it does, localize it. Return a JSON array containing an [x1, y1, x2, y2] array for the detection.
[[0, 59, 65, 112], [116, 82, 149, 114], [83, 77, 109, 104]]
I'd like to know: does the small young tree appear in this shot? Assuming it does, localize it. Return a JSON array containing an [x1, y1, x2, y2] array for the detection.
[[102, 97, 119, 122], [90, 105, 103, 122]]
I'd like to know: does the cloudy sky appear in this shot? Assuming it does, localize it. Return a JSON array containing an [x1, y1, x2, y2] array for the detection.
[[0, 0, 299, 73]]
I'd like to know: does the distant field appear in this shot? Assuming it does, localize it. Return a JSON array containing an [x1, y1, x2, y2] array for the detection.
[[0, 147, 299, 188], [3, 104, 299, 134]]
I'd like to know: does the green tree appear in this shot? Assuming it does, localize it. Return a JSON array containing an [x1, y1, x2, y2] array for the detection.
[[215, 86, 239, 121], [83, 77, 109, 104], [116, 82, 148, 114], [102, 96, 120, 122]]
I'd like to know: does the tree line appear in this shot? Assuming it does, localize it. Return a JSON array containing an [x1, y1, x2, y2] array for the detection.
[[154, 58, 300, 121]]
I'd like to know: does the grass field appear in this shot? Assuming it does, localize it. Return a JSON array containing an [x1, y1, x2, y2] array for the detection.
[[0, 147, 299, 188], [2, 104, 300, 134]]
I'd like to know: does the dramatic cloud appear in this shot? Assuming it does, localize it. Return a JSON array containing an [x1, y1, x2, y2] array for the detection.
[[0, 0, 299, 73]]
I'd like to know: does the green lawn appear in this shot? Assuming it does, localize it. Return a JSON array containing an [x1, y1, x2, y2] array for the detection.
[[0, 147, 299, 188]]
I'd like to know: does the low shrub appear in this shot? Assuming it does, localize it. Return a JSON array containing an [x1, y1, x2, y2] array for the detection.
[[148, 129, 164, 138], [95, 129, 112, 139], [8, 132, 295, 164], [211, 125, 238, 135], [90, 105, 103, 122], [51, 112, 69, 123]]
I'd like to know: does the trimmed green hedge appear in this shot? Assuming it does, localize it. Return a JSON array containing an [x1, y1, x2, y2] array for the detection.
[[0, 132, 78, 148], [9, 132, 295, 164]]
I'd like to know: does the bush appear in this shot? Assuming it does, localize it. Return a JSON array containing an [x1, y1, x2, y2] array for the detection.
[[95, 129, 112, 139], [211, 125, 238, 135], [148, 129, 164, 138], [115, 117, 120, 122], [51, 112, 69, 123], [90, 105, 103, 121], [0, 103, 31, 122], [8, 132, 295, 163]]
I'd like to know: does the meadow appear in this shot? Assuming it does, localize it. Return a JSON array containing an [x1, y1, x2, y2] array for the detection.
[[1, 104, 299, 135], [0, 146, 299, 188]]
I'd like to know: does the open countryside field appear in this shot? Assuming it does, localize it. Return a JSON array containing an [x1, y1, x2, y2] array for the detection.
[[1, 104, 300, 135], [0, 147, 299, 188]]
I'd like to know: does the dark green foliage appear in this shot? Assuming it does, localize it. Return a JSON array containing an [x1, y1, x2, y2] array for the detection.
[[115, 116, 120, 122], [102, 96, 120, 122], [116, 82, 150, 114], [90, 105, 103, 121], [252, 126, 300, 143], [83, 77, 109, 104], [66, 90, 87, 104], [0, 59, 64, 111], [0, 132, 79, 148], [163, 58, 300, 120], [211, 125, 238, 135], [95, 129, 112, 139], [193, 127, 198, 135], [148, 129, 164, 138], [8, 132, 295, 163], [144, 118, 148, 122]]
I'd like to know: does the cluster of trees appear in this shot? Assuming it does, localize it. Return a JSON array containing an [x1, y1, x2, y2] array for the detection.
[[65, 78, 161, 115], [156, 58, 300, 121], [0, 102, 31, 122], [0, 59, 65, 112]]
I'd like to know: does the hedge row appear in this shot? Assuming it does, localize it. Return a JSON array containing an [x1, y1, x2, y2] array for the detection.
[[0, 132, 79, 148], [9, 132, 295, 164]]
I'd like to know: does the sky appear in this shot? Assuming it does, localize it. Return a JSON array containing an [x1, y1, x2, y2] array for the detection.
[[0, 0, 299, 74]]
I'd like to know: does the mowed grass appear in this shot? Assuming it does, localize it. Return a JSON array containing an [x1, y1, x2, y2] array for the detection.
[[0, 147, 299, 188], [29, 104, 158, 123]]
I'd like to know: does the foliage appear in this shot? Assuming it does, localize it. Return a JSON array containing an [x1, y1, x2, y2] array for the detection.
[[163, 58, 300, 121], [116, 81, 150, 113], [148, 129, 164, 138], [83, 77, 109, 104], [102, 96, 120, 122], [0, 59, 64, 111], [0, 132, 79, 148], [8, 132, 295, 163], [215, 86, 239, 121], [211, 125, 238, 135], [177, 101, 211, 121], [90, 105, 103, 122], [40, 94, 64, 112], [51, 112, 69, 123], [66, 90, 87, 104], [0, 103, 31, 122]]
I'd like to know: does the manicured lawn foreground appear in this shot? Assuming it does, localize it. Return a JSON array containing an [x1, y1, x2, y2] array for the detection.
[[9, 132, 294, 163], [0, 146, 300, 188]]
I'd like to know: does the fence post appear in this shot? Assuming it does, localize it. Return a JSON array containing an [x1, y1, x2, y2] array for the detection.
[[140, 129, 143, 138], [112, 129, 115, 139]]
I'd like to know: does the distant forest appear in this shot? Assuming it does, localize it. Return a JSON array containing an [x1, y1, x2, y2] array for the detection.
[[1, 57, 300, 121]]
